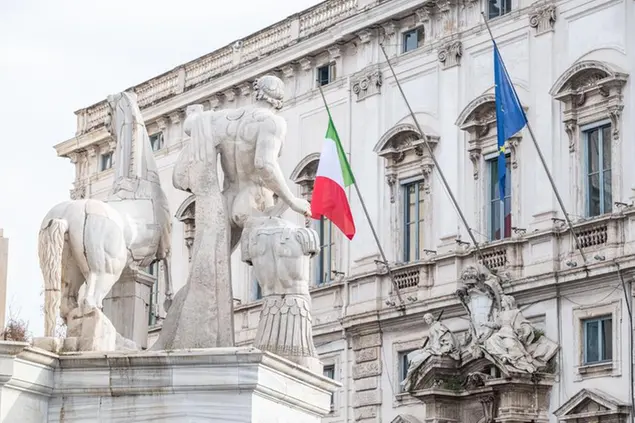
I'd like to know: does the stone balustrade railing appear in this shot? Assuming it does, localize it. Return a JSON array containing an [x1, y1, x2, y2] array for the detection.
[[74, 0, 359, 135]]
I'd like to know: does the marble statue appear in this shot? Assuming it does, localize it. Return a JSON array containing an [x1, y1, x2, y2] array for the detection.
[[37, 92, 172, 352], [151, 104, 234, 350], [241, 216, 321, 372], [152, 75, 313, 350], [456, 265, 558, 375], [401, 313, 460, 392]]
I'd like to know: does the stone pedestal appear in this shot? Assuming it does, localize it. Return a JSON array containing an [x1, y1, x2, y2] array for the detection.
[[102, 268, 154, 349], [0, 342, 338, 423]]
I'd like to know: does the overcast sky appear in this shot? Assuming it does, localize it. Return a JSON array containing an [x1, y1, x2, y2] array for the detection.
[[0, 0, 322, 337]]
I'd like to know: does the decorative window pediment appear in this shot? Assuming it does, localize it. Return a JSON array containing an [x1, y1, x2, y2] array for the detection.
[[554, 388, 631, 423], [175, 195, 196, 262], [374, 122, 439, 202], [550, 60, 628, 151], [456, 94, 523, 180], [391, 415, 423, 423], [290, 152, 320, 200]]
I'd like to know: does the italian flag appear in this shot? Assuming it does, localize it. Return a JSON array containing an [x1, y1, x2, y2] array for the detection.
[[311, 116, 356, 240]]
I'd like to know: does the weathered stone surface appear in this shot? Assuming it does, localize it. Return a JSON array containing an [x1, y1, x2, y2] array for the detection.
[[353, 388, 382, 407], [352, 360, 381, 379], [352, 333, 381, 351], [354, 347, 379, 363], [353, 405, 378, 421], [354, 376, 378, 392]]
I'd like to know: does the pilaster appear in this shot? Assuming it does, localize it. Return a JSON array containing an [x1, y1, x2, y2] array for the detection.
[[351, 329, 383, 423], [530, 8, 558, 231]]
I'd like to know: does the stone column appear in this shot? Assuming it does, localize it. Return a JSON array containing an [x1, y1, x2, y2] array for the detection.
[[351, 329, 383, 423], [102, 268, 155, 349], [529, 4, 558, 230]]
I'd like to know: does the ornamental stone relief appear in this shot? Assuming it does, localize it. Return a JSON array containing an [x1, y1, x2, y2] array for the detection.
[[438, 40, 462, 69], [550, 60, 628, 152], [351, 66, 382, 102], [529, 4, 557, 35]]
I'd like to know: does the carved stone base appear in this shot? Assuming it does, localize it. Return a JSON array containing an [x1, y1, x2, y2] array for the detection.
[[410, 356, 555, 423], [102, 268, 155, 349]]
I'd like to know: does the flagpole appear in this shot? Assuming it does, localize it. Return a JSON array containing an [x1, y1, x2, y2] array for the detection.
[[480, 12, 588, 265], [316, 83, 406, 310], [379, 43, 487, 264]]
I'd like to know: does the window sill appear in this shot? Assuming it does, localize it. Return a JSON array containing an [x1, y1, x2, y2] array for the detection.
[[393, 392, 419, 408], [576, 361, 617, 379]]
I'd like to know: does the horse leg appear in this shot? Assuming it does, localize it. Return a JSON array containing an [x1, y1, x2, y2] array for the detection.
[[60, 250, 84, 325]]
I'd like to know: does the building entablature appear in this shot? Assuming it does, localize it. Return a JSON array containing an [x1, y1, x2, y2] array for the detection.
[[55, 0, 553, 160]]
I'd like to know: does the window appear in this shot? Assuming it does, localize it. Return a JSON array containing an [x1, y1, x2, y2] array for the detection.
[[583, 316, 612, 364], [488, 0, 512, 19], [316, 217, 336, 285], [323, 364, 335, 409], [488, 156, 511, 241], [100, 152, 113, 171], [402, 28, 424, 53], [150, 132, 164, 151], [317, 63, 335, 86], [584, 124, 612, 217], [398, 350, 414, 392], [253, 275, 262, 301], [147, 263, 159, 326], [403, 181, 425, 262]]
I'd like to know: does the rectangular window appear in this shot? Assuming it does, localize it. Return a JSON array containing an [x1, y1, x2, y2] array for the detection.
[[583, 316, 612, 364], [585, 124, 612, 217], [488, 0, 512, 19], [403, 181, 425, 262], [402, 28, 424, 53], [398, 350, 414, 393], [317, 63, 335, 86], [316, 217, 336, 285], [253, 275, 262, 301], [150, 132, 164, 151], [488, 156, 512, 241], [100, 152, 113, 171], [323, 364, 336, 409], [147, 263, 159, 326]]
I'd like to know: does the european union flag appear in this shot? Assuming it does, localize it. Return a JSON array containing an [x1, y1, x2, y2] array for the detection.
[[494, 41, 527, 203]]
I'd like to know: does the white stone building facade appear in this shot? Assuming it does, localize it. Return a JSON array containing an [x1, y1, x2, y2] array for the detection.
[[53, 0, 635, 421]]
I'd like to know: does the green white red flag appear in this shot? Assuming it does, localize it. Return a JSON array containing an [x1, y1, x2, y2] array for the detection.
[[310, 116, 356, 240]]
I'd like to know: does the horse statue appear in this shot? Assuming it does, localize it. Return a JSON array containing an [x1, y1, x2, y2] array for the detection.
[[38, 91, 172, 343]]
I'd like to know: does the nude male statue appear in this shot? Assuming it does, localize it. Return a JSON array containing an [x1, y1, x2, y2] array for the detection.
[[186, 75, 312, 249]]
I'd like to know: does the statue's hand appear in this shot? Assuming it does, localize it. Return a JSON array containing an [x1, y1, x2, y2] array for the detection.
[[291, 197, 312, 218]]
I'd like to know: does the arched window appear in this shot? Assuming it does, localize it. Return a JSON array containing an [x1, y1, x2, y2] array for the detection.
[[456, 94, 524, 241], [374, 122, 439, 262], [550, 60, 628, 218], [290, 154, 340, 285], [175, 195, 196, 262]]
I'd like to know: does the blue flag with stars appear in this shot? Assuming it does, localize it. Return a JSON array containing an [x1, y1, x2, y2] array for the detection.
[[494, 41, 527, 203]]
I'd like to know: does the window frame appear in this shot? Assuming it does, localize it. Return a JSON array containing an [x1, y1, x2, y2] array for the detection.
[[487, 0, 513, 20], [316, 62, 336, 87], [582, 120, 613, 218], [401, 27, 424, 53], [485, 153, 512, 241], [315, 217, 336, 285], [322, 364, 336, 410], [147, 262, 159, 326], [397, 348, 416, 393], [402, 178, 426, 262], [100, 151, 113, 172], [582, 315, 613, 365], [149, 132, 165, 152]]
